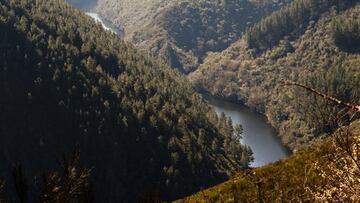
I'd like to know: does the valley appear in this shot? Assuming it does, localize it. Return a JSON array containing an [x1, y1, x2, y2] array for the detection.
[[85, 9, 292, 168], [0, 0, 359, 202], [84, 9, 295, 167], [0, 1, 252, 201], [94, 0, 293, 73]]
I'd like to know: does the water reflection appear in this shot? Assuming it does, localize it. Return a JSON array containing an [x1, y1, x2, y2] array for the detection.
[[204, 95, 291, 167]]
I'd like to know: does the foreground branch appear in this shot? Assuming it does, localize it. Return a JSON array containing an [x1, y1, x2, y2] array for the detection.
[[286, 82, 360, 112]]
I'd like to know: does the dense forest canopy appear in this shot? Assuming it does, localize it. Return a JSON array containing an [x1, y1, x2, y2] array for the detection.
[[0, 0, 252, 202], [1, 0, 359, 202], [332, 14, 360, 53], [94, 0, 293, 73], [190, 0, 360, 150], [245, 0, 355, 54]]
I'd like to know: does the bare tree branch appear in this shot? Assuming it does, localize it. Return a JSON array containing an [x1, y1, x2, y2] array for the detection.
[[286, 82, 360, 112]]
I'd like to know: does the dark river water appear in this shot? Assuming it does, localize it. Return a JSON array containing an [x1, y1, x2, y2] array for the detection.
[[73, 8, 291, 167], [204, 95, 291, 167], [66, 0, 97, 11]]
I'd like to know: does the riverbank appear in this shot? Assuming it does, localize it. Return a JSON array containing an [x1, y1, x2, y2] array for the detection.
[[198, 90, 304, 152], [85, 12, 124, 36], [175, 119, 360, 202], [203, 94, 291, 167]]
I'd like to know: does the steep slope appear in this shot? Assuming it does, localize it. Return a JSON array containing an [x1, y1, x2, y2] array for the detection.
[[176, 120, 360, 202], [0, 0, 252, 202], [190, 0, 360, 150], [95, 0, 292, 73]]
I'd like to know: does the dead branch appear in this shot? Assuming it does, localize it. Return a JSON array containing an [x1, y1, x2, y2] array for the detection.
[[286, 82, 360, 112]]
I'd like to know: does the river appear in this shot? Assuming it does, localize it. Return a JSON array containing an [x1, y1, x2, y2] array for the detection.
[[204, 95, 291, 167], [83, 11, 291, 167], [86, 13, 116, 33]]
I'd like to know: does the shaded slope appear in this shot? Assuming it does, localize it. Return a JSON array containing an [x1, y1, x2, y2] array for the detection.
[[0, 0, 251, 201]]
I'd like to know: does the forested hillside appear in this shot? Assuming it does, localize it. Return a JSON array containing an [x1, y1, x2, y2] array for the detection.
[[95, 0, 292, 73], [190, 0, 360, 150], [176, 119, 360, 202], [0, 0, 252, 202]]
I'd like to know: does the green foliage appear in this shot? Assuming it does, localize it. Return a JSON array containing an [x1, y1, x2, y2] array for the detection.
[[41, 150, 95, 203], [191, 1, 360, 150], [0, 151, 95, 203], [175, 120, 360, 202], [96, 0, 291, 73], [270, 39, 294, 60], [295, 63, 360, 135], [245, 0, 357, 54], [332, 15, 360, 52], [175, 142, 327, 202], [0, 0, 252, 201]]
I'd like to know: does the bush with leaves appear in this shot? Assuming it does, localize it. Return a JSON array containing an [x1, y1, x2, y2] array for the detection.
[[0, 151, 95, 203]]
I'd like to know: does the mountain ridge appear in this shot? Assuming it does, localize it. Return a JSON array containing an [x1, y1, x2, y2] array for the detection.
[[94, 0, 293, 73]]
